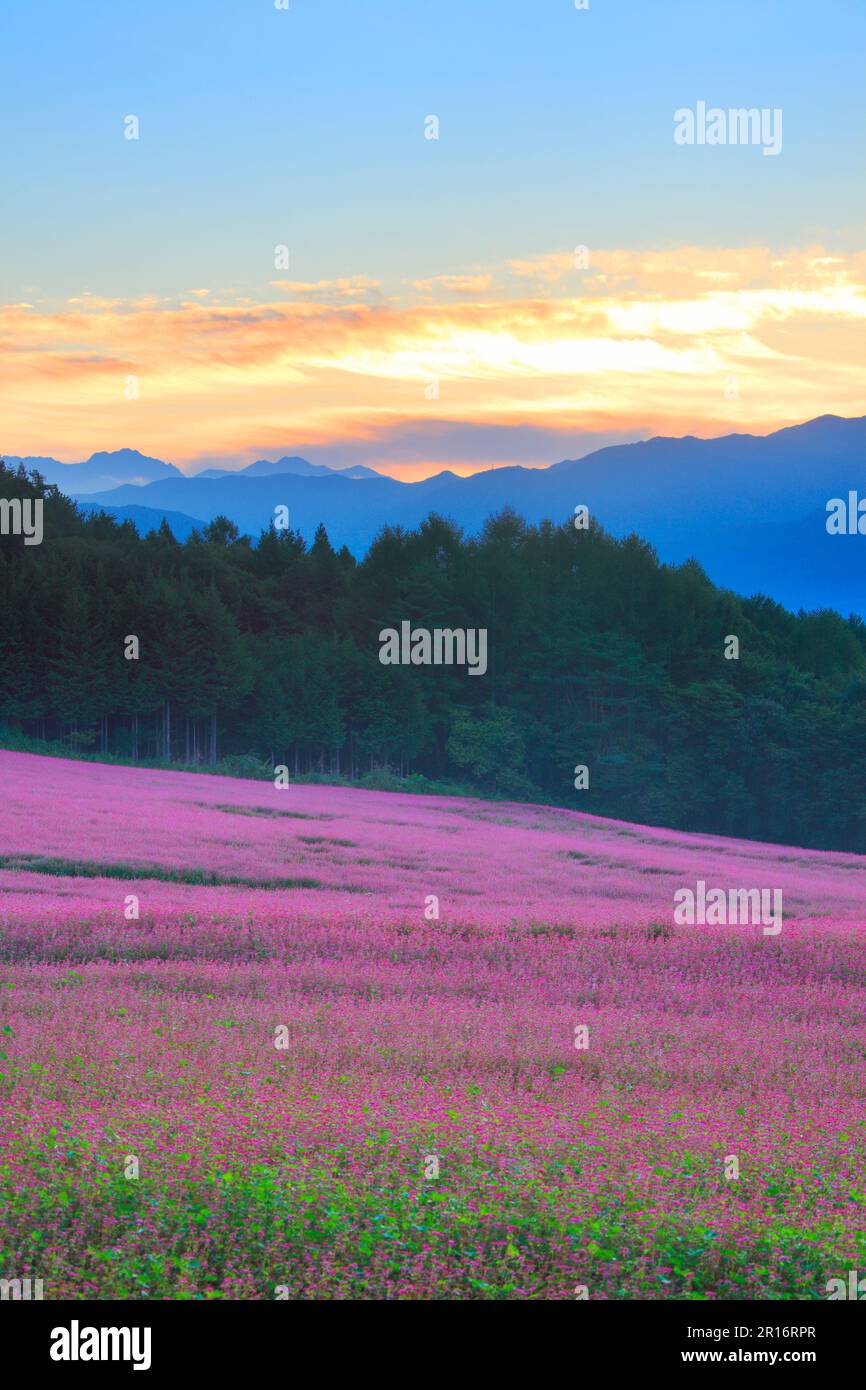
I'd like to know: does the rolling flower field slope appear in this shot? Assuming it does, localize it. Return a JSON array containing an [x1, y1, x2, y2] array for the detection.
[[1, 751, 865, 1299]]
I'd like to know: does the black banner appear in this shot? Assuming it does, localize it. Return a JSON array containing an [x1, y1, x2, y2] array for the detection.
[[5, 1296, 860, 1377]]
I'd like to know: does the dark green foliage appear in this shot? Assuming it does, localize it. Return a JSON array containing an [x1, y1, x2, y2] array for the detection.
[[1, 459, 865, 850], [0, 854, 326, 890]]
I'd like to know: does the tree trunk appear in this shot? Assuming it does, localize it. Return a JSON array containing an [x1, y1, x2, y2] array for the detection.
[[209, 711, 217, 766]]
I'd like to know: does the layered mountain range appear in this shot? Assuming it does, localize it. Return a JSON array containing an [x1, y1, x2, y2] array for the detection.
[[8, 414, 866, 615]]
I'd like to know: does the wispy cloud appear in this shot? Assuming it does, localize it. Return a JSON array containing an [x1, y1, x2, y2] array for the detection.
[[412, 274, 495, 296], [270, 276, 382, 300], [3, 246, 864, 474]]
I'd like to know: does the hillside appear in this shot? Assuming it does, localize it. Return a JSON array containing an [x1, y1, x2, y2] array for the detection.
[[3, 456, 866, 853], [1, 749, 863, 927], [1, 751, 864, 1299]]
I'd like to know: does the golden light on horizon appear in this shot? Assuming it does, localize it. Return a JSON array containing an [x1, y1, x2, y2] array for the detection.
[[2, 245, 864, 475]]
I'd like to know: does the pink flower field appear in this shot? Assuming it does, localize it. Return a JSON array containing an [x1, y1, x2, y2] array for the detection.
[[1, 750, 865, 1299]]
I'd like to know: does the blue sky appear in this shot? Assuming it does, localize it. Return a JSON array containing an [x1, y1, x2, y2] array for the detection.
[[2, 0, 864, 302], [2, 0, 864, 473]]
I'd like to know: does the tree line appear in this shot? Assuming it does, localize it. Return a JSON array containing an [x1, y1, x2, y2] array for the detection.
[[1, 458, 865, 851]]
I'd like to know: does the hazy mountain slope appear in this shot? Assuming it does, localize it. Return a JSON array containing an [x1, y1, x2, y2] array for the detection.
[[77, 501, 206, 541], [5, 448, 183, 494], [193, 456, 380, 480], [79, 416, 866, 612], [16, 415, 866, 612]]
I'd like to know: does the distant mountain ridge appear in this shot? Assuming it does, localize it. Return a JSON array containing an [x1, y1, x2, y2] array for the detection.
[[192, 456, 380, 481], [4, 447, 380, 494], [76, 501, 205, 541], [4, 448, 182, 494], [8, 415, 866, 614]]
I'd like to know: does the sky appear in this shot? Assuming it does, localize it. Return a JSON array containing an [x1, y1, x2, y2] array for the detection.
[[1, 0, 864, 478]]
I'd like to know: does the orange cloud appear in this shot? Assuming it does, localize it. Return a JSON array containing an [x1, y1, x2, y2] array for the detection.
[[412, 274, 495, 296], [2, 245, 864, 473], [270, 276, 382, 299]]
